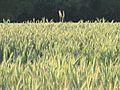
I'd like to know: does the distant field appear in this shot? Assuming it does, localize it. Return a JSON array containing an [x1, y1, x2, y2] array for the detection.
[[0, 22, 120, 90]]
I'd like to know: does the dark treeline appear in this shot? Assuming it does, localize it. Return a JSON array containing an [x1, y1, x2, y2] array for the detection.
[[0, 0, 120, 22]]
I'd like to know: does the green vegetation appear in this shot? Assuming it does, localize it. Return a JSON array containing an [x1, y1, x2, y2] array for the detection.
[[0, 0, 120, 22], [0, 22, 120, 90]]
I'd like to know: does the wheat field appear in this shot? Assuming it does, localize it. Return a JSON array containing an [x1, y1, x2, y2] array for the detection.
[[0, 22, 120, 90]]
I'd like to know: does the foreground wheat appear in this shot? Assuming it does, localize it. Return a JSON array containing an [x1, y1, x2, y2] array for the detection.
[[0, 22, 120, 90]]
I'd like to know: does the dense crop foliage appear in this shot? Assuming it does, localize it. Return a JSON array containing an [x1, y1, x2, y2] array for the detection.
[[0, 22, 120, 90]]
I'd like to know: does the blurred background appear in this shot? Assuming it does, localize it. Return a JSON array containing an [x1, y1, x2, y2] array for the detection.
[[0, 0, 120, 22]]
